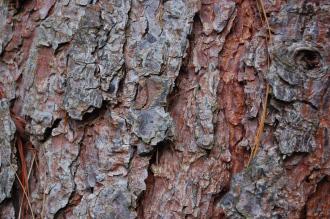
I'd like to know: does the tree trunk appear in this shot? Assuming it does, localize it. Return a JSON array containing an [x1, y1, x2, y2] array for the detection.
[[0, 0, 329, 218]]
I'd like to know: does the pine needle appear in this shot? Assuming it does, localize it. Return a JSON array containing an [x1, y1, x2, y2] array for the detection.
[[10, 110, 37, 218], [11, 165, 35, 219], [248, 84, 270, 165], [18, 153, 36, 219], [248, 0, 272, 165]]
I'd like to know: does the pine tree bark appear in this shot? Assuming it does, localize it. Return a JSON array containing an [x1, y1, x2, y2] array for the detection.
[[0, 0, 329, 218]]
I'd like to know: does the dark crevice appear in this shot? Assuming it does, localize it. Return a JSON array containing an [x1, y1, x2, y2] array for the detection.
[[53, 191, 83, 219], [8, 0, 26, 11], [113, 64, 127, 106], [79, 101, 108, 124], [136, 140, 172, 219], [270, 95, 318, 111], [152, 140, 172, 165], [54, 42, 71, 55], [294, 49, 322, 70], [166, 13, 201, 112], [300, 203, 307, 219], [41, 118, 62, 142], [12, 177, 22, 218], [209, 186, 230, 218], [214, 187, 230, 203]]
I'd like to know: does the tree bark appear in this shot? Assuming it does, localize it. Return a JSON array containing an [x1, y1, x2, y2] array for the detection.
[[0, 0, 329, 218]]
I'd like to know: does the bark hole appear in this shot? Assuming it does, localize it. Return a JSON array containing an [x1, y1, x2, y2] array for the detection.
[[42, 118, 62, 142], [294, 49, 322, 70]]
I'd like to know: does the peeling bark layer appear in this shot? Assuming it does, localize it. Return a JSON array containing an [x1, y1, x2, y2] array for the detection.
[[0, 0, 329, 218]]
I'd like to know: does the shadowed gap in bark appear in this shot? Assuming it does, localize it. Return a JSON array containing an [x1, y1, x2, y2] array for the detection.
[[137, 140, 173, 219]]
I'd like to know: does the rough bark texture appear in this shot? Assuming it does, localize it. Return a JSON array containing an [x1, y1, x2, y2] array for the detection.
[[0, 0, 329, 218]]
